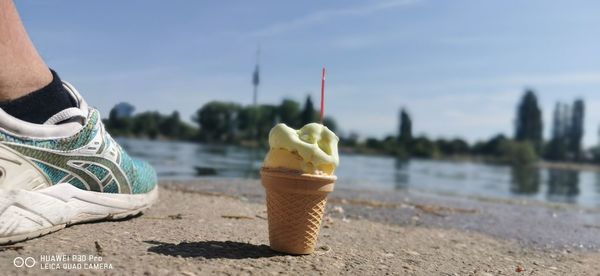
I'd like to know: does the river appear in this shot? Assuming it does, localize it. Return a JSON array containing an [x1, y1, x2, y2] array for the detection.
[[118, 138, 600, 208]]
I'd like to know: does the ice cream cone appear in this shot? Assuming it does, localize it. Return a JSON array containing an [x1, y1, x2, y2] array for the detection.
[[260, 168, 336, 255]]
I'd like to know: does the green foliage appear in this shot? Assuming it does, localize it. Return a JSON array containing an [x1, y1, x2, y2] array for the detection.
[[193, 101, 241, 142], [498, 140, 539, 166], [348, 129, 541, 165], [322, 117, 338, 133], [106, 89, 589, 165], [105, 108, 196, 140], [545, 137, 568, 161], [184, 95, 332, 145], [569, 99, 584, 160], [132, 112, 160, 139], [398, 109, 412, 144], [472, 134, 507, 156], [515, 90, 543, 154], [107, 108, 133, 137], [365, 138, 383, 149], [545, 99, 585, 161], [410, 136, 438, 158], [278, 99, 301, 128], [591, 146, 600, 163], [300, 96, 318, 125], [473, 136, 538, 165], [340, 132, 359, 147], [437, 138, 469, 156], [256, 105, 279, 140]]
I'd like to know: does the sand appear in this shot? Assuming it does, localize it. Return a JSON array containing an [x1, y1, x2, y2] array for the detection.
[[0, 180, 598, 275]]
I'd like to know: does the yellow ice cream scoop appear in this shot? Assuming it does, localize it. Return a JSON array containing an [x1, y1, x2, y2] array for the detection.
[[264, 123, 339, 175]]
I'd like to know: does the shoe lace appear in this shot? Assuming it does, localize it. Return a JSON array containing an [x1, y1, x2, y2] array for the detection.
[[44, 107, 87, 125]]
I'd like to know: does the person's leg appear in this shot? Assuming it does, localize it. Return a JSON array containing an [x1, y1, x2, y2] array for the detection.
[[0, 0, 157, 245], [0, 0, 52, 101], [0, 0, 79, 124]]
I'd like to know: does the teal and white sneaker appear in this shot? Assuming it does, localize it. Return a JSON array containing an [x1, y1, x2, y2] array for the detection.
[[0, 81, 158, 244]]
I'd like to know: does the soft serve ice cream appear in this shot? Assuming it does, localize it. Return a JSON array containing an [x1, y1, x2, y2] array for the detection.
[[263, 123, 339, 175], [260, 122, 340, 254]]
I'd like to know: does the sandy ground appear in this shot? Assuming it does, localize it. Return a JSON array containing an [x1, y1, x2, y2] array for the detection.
[[0, 182, 599, 275]]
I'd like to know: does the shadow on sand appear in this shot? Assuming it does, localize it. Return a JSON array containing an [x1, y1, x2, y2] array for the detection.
[[144, 240, 284, 259]]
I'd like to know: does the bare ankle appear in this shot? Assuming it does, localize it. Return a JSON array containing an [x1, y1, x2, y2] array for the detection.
[[0, 67, 52, 101]]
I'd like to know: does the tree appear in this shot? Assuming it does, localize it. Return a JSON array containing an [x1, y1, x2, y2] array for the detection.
[[193, 101, 240, 142], [340, 132, 359, 147], [410, 136, 438, 158], [104, 103, 198, 140], [278, 99, 301, 128], [256, 104, 279, 140], [437, 138, 469, 156], [365, 137, 383, 150], [515, 90, 543, 154], [398, 109, 412, 145], [300, 96, 317, 125], [322, 117, 338, 133], [236, 106, 255, 139], [159, 111, 182, 138], [472, 134, 508, 156], [498, 140, 538, 166], [132, 112, 160, 139], [545, 99, 585, 161], [546, 102, 569, 160], [569, 99, 584, 160], [106, 107, 133, 136], [593, 126, 600, 163]]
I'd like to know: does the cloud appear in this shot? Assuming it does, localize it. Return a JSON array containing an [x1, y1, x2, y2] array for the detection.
[[248, 0, 423, 37]]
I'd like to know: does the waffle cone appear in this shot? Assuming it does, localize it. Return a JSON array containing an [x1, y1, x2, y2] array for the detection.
[[260, 168, 336, 255]]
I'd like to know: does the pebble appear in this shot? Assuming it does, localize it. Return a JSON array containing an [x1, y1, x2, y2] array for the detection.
[[405, 250, 420, 256], [319, 245, 331, 252], [332, 206, 344, 214]]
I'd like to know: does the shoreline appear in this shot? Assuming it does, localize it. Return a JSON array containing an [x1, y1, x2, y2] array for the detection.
[[119, 137, 600, 174], [0, 179, 598, 275], [537, 160, 600, 172]]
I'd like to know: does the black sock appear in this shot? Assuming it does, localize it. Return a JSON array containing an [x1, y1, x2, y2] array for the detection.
[[0, 69, 77, 124]]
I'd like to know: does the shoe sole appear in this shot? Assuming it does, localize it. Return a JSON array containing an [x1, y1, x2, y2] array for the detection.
[[0, 183, 158, 245]]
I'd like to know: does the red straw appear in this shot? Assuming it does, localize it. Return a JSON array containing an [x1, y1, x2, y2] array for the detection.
[[320, 67, 326, 123]]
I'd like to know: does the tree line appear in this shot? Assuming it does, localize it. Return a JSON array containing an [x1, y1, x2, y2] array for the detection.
[[104, 96, 337, 146], [361, 89, 589, 165], [105, 108, 197, 140], [104, 89, 594, 166]]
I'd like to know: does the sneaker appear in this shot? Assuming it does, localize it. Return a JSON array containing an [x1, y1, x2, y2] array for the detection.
[[0, 81, 158, 244]]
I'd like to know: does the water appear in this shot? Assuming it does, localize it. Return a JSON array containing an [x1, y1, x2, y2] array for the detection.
[[119, 138, 600, 208]]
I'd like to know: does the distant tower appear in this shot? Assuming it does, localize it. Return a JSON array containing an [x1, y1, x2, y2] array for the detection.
[[252, 46, 260, 106]]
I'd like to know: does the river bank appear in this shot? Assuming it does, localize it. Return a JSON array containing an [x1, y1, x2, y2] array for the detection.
[[0, 179, 598, 275]]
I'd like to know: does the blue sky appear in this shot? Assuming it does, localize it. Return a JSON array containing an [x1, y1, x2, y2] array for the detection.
[[16, 0, 600, 146]]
